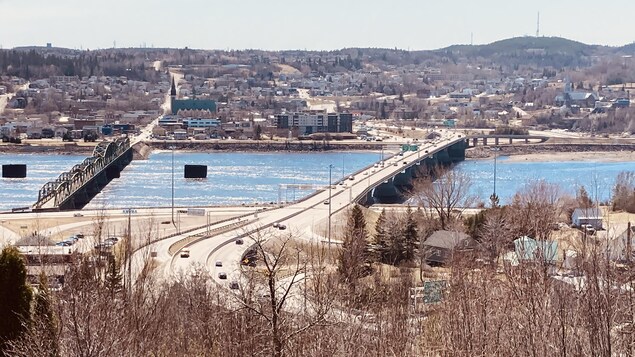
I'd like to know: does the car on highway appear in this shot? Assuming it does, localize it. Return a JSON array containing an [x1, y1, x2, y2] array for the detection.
[[403, 161, 407, 165], [229, 281, 240, 290], [348, 175, 355, 180], [236, 238, 244, 245], [94, 241, 114, 249], [323, 199, 330, 205], [215, 260, 222, 267], [73, 213, 83, 217], [75, 233, 85, 239], [105, 237, 119, 244], [338, 181, 345, 186], [393, 162, 398, 166], [56, 241, 73, 247], [180, 249, 190, 258], [278, 224, 287, 230], [273, 222, 279, 228], [218, 272, 227, 280]]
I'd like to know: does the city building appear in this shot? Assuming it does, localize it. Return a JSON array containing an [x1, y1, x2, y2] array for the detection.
[[183, 118, 221, 129], [274, 111, 353, 135]]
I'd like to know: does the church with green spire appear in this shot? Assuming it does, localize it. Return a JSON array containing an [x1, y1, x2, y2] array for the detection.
[[169, 76, 216, 115]]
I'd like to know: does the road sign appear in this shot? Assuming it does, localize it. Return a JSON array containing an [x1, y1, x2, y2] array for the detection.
[[187, 208, 205, 216], [423, 280, 447, 304]]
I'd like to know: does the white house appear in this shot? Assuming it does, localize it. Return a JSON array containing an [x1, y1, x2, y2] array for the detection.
[[571, 208, 603, 229]]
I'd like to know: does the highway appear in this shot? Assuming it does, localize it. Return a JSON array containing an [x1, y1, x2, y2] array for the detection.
[[157, 131, 464, 289]]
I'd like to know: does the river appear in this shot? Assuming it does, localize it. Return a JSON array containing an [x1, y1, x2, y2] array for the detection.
[[1, 153, 634, 210]]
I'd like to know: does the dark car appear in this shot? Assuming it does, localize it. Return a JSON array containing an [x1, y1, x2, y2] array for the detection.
[[236, 238, 244, 245], [278, 224, 287, 230], [218, 272, 227, 280]]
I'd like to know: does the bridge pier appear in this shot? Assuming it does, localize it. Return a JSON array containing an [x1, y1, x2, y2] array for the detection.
[[495, 137, 499, 145], [509, 137, 513, 144], [393, 168, 413, 189], [448, 140, 467, 163], [372, 179, 402, 204]]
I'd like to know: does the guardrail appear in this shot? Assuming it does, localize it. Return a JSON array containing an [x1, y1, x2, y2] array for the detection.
[[131, 210, 265, 255], [168, 219, 254, 256]]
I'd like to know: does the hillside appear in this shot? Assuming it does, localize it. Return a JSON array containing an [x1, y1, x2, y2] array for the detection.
[[437, 36, 600, 68]]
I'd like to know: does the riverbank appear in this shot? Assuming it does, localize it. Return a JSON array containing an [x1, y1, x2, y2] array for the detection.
[[0, 142, 96, 154], [467, 144, 635, 162]]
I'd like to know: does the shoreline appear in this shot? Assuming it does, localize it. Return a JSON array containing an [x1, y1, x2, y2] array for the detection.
[[2, 142, 635, 163], [501, 151, 635, 163], [466, 146, 635, 163]]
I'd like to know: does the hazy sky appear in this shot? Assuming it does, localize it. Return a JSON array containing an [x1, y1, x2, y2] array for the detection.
[[2, 0, 634, 50]]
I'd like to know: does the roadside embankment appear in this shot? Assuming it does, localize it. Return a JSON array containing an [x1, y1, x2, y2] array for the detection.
[[132, 142, 152, 160]]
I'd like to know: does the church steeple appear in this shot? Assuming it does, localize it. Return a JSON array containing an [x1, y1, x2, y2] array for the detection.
[[170, 76, 176, 97]]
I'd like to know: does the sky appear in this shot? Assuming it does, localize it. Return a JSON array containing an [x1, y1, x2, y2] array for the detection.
[[2, 0, 634, 51]]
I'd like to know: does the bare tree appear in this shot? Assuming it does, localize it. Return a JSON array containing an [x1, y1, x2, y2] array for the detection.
[[413, 167, 475, 230], [237, 230, 332, 357]]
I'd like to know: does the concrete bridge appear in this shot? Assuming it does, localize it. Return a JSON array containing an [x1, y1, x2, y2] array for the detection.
[[357, 138, 467, 205], [33, 137, 133, 211], [466, 134, 549, 147]]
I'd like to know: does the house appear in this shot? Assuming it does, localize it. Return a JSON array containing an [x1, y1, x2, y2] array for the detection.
[[571, 208, 602, 229], [596, 223, 635, 262], [513, 236, 559, 264], [423, 230, 476, 265], [555, 92, 598, 108]]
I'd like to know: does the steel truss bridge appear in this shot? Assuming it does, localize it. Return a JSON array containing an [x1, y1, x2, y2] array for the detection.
[[33, 137, 133, 211]]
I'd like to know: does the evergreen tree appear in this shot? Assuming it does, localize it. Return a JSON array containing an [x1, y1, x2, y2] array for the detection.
[[0, 246, 33, 353], [338, 205, 371, 289], [105, 255, 123, 299], [372, 209, 388, 262], [32, 273, 59, 357], [402, 205, 418, 262], [385, 219, 405, 265]]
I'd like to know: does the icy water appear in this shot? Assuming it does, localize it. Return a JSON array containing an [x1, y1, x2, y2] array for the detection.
[[0, 151, 381, 210], [2, 152, 635, 210]]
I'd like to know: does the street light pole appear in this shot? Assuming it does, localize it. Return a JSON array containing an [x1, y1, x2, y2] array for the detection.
[[490, 146, 499, 207], [328, 164, 334, 245], [170, 146, 175, 225], [493, 146, 498, 197]]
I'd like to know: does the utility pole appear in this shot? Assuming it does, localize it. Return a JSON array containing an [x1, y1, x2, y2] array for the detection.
[[170, 146, 175, 226], [328, 164, 334, 245], [126, 208, 132, 295]]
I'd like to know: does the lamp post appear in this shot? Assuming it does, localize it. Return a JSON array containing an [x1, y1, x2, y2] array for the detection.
[[170, 145, 175, 225], [328, 164, 334, 245], [490, 146, 500, 207]]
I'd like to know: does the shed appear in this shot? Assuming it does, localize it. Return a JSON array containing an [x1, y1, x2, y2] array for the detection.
[[572, 208, 603, 229], [423, 230, 476, 265]]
